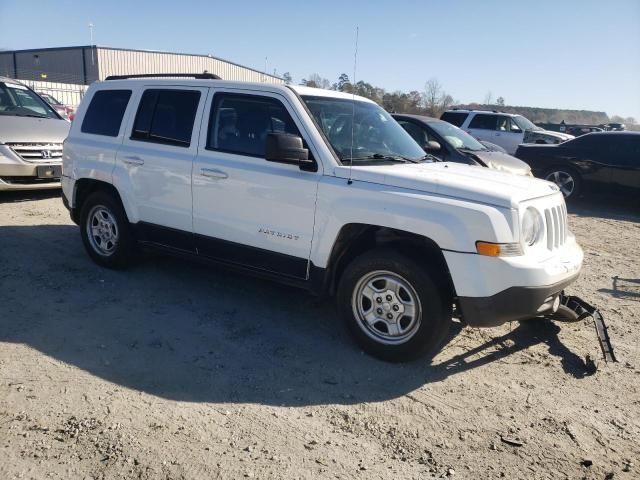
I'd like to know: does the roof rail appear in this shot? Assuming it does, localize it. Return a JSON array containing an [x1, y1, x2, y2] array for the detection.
[[105, 73, 221, 81]]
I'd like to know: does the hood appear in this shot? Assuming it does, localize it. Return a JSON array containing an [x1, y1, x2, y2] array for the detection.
[[0, 116, 70, 144], [463, 150, 532, 176], [334, 161, 559, 209], [524, 129, 574, 143]]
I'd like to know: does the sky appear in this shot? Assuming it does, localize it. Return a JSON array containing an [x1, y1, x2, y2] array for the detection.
[[1, 0, 639, 119]]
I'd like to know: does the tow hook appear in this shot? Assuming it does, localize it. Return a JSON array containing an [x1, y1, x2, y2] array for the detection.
[[550, 293, 618, 363]]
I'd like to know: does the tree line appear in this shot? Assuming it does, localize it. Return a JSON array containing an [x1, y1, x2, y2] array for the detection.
[[282, 72, 636, 128]]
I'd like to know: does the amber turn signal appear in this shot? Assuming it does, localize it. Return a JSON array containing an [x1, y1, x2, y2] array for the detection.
[[476, 241, 523, 257]]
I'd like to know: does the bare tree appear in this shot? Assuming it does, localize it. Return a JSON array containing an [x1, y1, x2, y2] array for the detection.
[[484, 91, 493, 105], [424, 78, 454, 117], [424, 78, 443, 116], [302, 73, 331, 90], [282, 72, 292, 85]]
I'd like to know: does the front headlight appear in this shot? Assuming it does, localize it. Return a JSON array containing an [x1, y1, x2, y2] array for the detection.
[[521, 207, 544, 247]]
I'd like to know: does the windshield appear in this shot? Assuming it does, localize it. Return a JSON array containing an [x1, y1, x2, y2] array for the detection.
[[428, 120, 486, 151], [301, 95, 426, 163], [513, 115, 542, 132], [40, 93, 62, 105], [0, 82, 59, 119]]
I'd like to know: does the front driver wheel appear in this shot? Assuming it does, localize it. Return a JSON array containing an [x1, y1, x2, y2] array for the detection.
[[337, 249, 452, 362]]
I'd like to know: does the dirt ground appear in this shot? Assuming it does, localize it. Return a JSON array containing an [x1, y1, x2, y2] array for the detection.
[[1, 190, 638, 480]]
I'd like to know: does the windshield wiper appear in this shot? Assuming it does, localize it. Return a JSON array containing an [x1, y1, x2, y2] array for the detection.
[[14, 113, 48, 119], [419, 153, 442, 162]]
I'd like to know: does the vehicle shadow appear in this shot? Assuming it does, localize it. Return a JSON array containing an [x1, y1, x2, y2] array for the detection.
[[0, 224, 592, 406], [0, 189, 61, 204], [567, 194, 639, 223]]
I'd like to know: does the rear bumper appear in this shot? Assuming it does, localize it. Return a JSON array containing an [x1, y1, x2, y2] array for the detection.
[[458, 272, 580, 327]]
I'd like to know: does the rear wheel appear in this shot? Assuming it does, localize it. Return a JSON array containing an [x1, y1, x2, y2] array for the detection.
[[544, 167, 582, 200], [79, 191, 137, 269], [337, 248, 452, 362]]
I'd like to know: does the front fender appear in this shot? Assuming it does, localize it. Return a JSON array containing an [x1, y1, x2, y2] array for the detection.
[[310, 176, 516, 268]]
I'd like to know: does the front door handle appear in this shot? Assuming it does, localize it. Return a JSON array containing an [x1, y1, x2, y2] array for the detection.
[[200, 168, 228, 179], [122, 155, 144, 166]]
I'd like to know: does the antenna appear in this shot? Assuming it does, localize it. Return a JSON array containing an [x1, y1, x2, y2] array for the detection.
[[347, 26, 359, 186]]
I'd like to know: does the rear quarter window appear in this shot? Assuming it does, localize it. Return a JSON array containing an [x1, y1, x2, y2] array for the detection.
[[81, 90, 132, 137], [468, 114, 499, 130], [440, 111, 468, 127]]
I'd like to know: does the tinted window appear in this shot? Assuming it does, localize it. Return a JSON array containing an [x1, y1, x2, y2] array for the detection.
[[608, 136, 640, 166], [468, 114, 499, 130], [398, 120, 427, 145], [567, 134, 607, 150], [81, 90, 132, 136], [440, 111, 468, 127], [207, 94, 301, 156], [131, 89, 201, 147]]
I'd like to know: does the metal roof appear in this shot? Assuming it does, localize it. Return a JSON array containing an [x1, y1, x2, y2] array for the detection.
[[0, 45, 283, 80]]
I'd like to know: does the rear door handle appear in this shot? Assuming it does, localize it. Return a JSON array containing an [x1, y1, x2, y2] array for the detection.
[[200, 168, 228, 179], [122, 155, 144, 166]]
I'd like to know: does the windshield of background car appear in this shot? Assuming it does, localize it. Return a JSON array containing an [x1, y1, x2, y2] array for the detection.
[[301, 95, 426, 163], [0, 82, 59, 119], [513, 115, 542, 131], [428, 120, 486, 151], [40, 93, 62, 105]]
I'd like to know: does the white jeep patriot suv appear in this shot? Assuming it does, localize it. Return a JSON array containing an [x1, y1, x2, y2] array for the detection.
[[62, 74, 583, 361]]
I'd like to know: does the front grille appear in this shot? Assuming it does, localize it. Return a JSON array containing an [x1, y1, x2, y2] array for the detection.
[[6, 142, 63, 163], [544, 203, 568, 250]]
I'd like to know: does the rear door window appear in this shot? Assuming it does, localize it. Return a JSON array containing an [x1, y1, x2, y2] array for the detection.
[[81, 90, 132, 136], [440, 111, 468, 127], [468, 114, 499, 130], [131, 89, 201, 147]]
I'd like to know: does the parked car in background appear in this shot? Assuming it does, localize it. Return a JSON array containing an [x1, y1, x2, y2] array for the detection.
[[441, 109, 574, 155], [601, 123, 625, 131], [62, 77, 582, 362], [566, 126, 603, 137], [38, 92, 75, 121], [392, 114, 532, 176], [515, 132, 640, 200], [0, 77, 69, 191]]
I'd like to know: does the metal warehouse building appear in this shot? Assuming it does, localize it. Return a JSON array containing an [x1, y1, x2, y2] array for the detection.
[[0, 45, 284, 106]]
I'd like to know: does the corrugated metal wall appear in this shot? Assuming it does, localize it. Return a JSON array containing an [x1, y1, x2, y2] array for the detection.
[[1, 46, 283, 85], [96, 47, 284, 84], [0, 47, 98, 84]]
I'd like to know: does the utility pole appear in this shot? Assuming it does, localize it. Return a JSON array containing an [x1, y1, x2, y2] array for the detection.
[[88, 22, 95, 65]]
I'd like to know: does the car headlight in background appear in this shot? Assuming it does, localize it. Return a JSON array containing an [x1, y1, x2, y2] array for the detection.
[[521, 207, 544, 246]]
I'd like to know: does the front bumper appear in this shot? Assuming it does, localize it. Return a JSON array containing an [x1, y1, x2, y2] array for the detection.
[[0, 162, 62, 191], [445, 239, 583, 327], [458, 273, 579, 326]]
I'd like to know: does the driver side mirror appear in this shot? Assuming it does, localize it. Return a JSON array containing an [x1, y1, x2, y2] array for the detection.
[[265, 133, 316, 172], [424, 140, 441, 152]]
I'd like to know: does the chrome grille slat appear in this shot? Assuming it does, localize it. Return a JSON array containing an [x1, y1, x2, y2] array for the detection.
[[544, 201, 569, 251], [552, 208, 560, 248], [545, 209, 553, 250], [6, 142, 63, 163]]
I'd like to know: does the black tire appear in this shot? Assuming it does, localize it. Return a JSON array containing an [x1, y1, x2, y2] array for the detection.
[[337, 248, 452, 362], [543, 166, 582, 200], [79, 191, 137, 269]]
